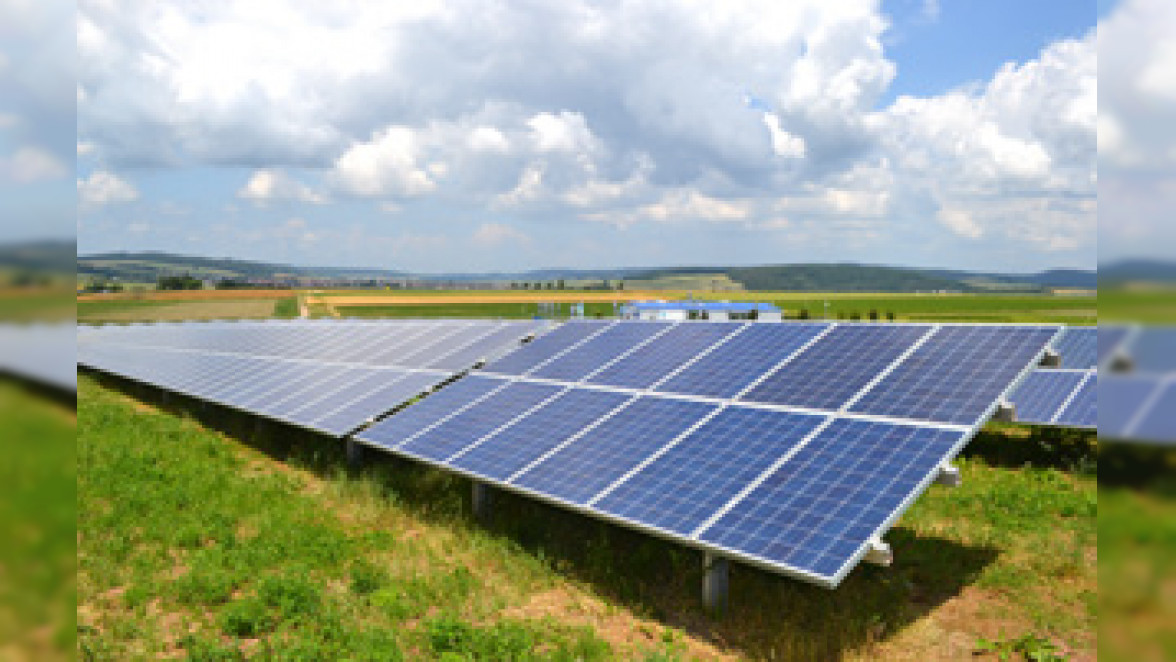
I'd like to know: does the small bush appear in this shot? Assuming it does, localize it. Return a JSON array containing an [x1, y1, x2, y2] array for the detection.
[[349, 561, 386, 596]]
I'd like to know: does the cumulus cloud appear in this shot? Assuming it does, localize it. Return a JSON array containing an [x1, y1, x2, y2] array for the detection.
[[0, 146, 68, 183], [78, 170, 139, 208], [238, 169, 326, 205], [74, 0, 1097, 267]]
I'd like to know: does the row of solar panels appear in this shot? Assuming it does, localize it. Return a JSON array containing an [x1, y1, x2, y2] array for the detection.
[[0, 323, 77, 392], [79, 318, 1059, 587], [1007, 326, 1175, 443]]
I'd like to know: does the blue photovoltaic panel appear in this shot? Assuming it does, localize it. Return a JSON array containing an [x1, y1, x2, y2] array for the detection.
[[742, 325, 930, 410], [1098, 326, 1130, 367], [850, 326, 1057, 425], [512, 397, 721, 505], [1054, 375, 1097, 429], [397, 381, 563, 462], [1008, 370, 1086, 424], [699, 419, 964, 581], [1053, 328, 1098, 370], [1099, 376, 1158, 439], [312, 372, 442, 435], [1133, 382, 1176, 444], [427, 324, 542, 371], [481, 321, 612, 376], [450, 389, 632, 481], [585, 323, 743, 389], [657, 323, 830, 399], [1128, 328, 1176, 374], [529, 322, 672, 382], [595, 407, 825, 537], [358, 375, 507, 449]]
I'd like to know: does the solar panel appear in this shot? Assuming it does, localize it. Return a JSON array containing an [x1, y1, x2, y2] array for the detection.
[[359, 375, 507, 450], [1098, 376, 1158, 438], [585, 322, 743, 389], [449, 388, 632, 481], [395, 381, 564, 462], [849, 326, 1060, 425], [592, 407, 826, 537], [510, 397, 721, 505], [77, 320, 548, 437], [1098, 326, 1131, 367], [657, 323, 829, 399], [1054, 375, 1097, 428], [481, 320, 612, 376], [528, 322, 672, 382], [1125, 328, 1176, 374], [1052, 327, 1098, 369], [698, 419, 965, 582], [1132, 381, 1176, 443], [1008, 370, 1088, 425], [0, 323, 77, 392], [741, 325, 930, 410]]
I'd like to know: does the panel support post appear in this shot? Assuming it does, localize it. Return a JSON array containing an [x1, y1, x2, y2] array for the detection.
[[702, 553, 729, 616], [472, 481, 494, 522], [346, 439, 366, 469]]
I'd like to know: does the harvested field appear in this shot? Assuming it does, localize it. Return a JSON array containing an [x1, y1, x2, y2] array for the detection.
[[77, 289, 294, 303], [79, 299, 279, 322]]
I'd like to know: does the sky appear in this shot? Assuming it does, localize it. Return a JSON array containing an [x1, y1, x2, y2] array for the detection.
[[10, 0, 1161, 274]]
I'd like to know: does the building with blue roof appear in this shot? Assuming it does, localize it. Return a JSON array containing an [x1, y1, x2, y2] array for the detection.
[[621, 300, 781, 322]]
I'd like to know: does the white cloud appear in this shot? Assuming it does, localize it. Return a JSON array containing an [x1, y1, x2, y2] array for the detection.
[[527, 112, 598, 154], [0, 146, 68, 183], [238, 169, 326, 205], [473, 222, 530, 247], [332, 126, 436, 197], [936, 208, 983, 239], [77, 170, 139, 208]]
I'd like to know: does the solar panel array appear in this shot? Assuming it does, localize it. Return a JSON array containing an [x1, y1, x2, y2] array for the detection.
[[0, 323, 77, 392], [1008, 327, 1098, 428], [77, 319, 549, 436], [1096, 326, 1176, 444], [358, 320, 1058, 587]]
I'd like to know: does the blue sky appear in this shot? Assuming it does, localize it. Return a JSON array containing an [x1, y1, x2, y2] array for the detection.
[[39, 2, 1111, 272]]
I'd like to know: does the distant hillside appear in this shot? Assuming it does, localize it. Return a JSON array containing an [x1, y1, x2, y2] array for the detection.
[[1099, 259, 1176, 284], [78, 251, 404, 283], [0, 239, 76, 274], [77, 250, 1098, 293]]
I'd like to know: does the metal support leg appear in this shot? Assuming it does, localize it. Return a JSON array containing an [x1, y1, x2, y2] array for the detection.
[[702, 553, 729, 615], [346, 439, 366, 469], [472, 481, 494, 522]]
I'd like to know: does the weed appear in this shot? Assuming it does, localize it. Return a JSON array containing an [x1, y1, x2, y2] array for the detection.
[[219, 597, 274, 637], [975, 633, 1066, 661]]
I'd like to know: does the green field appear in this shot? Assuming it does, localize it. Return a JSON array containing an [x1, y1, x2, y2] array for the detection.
[[77, 298, 298, 323], [75, 374, 1099, 660]]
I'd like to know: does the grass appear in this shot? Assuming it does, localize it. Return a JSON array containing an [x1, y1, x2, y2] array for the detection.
[[77, 299, 281, 323], [0, 380, 75, 660], [77, 374, 1097, 660]]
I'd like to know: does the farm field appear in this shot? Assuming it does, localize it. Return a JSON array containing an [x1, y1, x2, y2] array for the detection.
[[77, 297, 298, 323]]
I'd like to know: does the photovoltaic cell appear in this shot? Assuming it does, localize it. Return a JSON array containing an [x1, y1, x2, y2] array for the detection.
[[850, 326, 1057, 425], [1052, 328, 1098, 370], [1053, 375, 1096, 429], [594, 407, 825, 537], [1007, 370, 1086, 424], [481, 321, 612, 376], [512, 397, 721, 505], [312, 372, 442, 435], [585, 322, 743, 389], [699, 419, 964, 581], [657, 323, 829, 399], [450, 388, 632, 481], [742, 325, 930, 410], [529, 322, 672, 382], [356, 375, 507, 449], [397, 381, 563, 462]]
